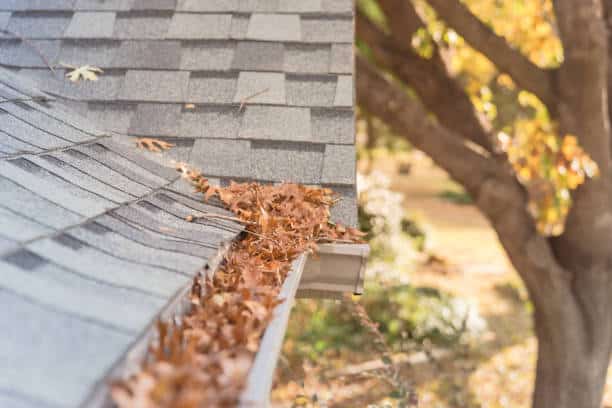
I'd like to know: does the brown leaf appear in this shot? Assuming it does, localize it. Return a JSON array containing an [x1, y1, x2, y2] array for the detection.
[[136, 138, 174, 152]]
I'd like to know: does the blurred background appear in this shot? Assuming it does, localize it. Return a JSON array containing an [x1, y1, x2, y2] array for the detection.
[[271, 0, 612, 406]]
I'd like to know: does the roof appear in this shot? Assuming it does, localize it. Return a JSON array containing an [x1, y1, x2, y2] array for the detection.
[[0, 66, 243, 407], [0, 0, 357, 225]]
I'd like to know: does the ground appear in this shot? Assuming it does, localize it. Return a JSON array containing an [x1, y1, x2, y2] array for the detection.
[[271, 152, 612, 407]]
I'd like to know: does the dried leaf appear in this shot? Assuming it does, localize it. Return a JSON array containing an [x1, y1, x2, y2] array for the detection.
[[63, 64, 104, 82], [136, 138, 174, 152]]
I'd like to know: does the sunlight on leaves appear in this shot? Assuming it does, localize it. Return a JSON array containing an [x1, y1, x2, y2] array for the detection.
[[499, 124, 599, 236]]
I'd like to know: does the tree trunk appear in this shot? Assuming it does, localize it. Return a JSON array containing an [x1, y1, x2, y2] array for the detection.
[[532, 304, 611, 408]]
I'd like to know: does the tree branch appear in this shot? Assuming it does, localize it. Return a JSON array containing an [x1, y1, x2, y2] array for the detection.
[[356, 55, 494, 194], [426, 0, 557, 111], [356, 11, 493, 151], [356, 55, 567, 305]]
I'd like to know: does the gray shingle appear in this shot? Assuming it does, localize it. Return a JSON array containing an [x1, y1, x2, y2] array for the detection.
[[0, 260, 164, 333], [302, 17, 352, 43], [64, 12, 116, 38], [284, 43, 330, 73], [3, 249, 48, 270], [21, 0, 76, 10], [7, 12, 71, 38], [180, 41, 234, 70], [230, 14, 249, 39], [188, 73, 237, 104], [112, 40, 181, 69], [76, 143, 168, 187], [311, 108, 354, 144], [166, 13, 231, 39], [239, 106, 311, 141], [179, 107, 240, 138], [322, 0, 353, 13], [232, 41, 284, 71], [177, 0, 238, 11], [0, 110, 71, 149], [250, 140, 323, 183], [119, 70, 189, 102], [96, 213, 213, 258], [132, 0, 177, 10], [57, 148, 151, 196], [62, 72, 123, 101], [29, 154, 133, 203], [115, 202, 232, 244], [321, 144, 355, 184], [286, 74, 336, 106], [330, 43, 352, 73], [15, 67, 64, 94], [278, 0, 321, 12], [324, 184, 357, 225], [239, 0, 279, 12], [72, 222, 204, 271], [191, 138, 251, 178], [58, 39, 119, 67], [334, 74, 353, 106], [0, 393, 46, 408], [100, 138, 178, 180], [233, 71, 285, 104], [0, 67, 49, 99], [0, 130, 40, 154], [0, 291, 132, 408], [85, 102, 135, 134], [128, 103, 181, 136], [0, 176, 84, 229], [246, 13, 301, 41], [0, 159, 116, 216], [0, 39, 61, 67], [75, 0, 134, 10], [113, 13, 171, 39], [1, 97, 93, 143], [0, 206, 53, 242], [28, 237, 188, 297], [0, 12, 10, 30]]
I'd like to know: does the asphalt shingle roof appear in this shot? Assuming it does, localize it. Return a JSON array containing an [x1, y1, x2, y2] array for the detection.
[[0, 0, 356, 225], [0, 6, 357, 402], [0, 66, 242, 407]]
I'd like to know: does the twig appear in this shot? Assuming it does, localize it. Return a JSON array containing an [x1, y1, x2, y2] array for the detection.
[[238, 88, 269, 112], [0, 96, 50, 104], [185, 213, 256, 225], [0, 29, 56, 74]]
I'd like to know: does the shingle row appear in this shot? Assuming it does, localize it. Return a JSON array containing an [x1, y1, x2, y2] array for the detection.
[[0, 0, 353, 15], [0, 39, 352, 74], [71, 102, 354, 146], [15, 68, 353, 109], [189, 138, 355, 185], [2, 11, 353, 42]]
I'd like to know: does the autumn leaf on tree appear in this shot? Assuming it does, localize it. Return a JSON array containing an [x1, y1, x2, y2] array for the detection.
[[61, 63, 104, 82], [135, 138, 174, 152]]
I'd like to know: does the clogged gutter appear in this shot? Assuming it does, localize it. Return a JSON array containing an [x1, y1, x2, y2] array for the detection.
[[111, 165, 364, 407]]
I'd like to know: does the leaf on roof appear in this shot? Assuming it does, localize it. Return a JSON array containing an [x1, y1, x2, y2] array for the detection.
[[61, 63, 104, 82], [135, 138, 174, 152]]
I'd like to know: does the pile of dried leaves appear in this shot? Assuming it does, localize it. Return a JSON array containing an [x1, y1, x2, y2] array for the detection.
[[111, 166, 364, 408]]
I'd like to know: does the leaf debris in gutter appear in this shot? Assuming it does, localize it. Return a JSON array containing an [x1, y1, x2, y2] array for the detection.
[[111, 166, 364, 408]]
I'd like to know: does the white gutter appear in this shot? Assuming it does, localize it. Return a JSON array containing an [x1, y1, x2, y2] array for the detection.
[[298, 243, 370, 298], [239, 254, 308, 407]]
